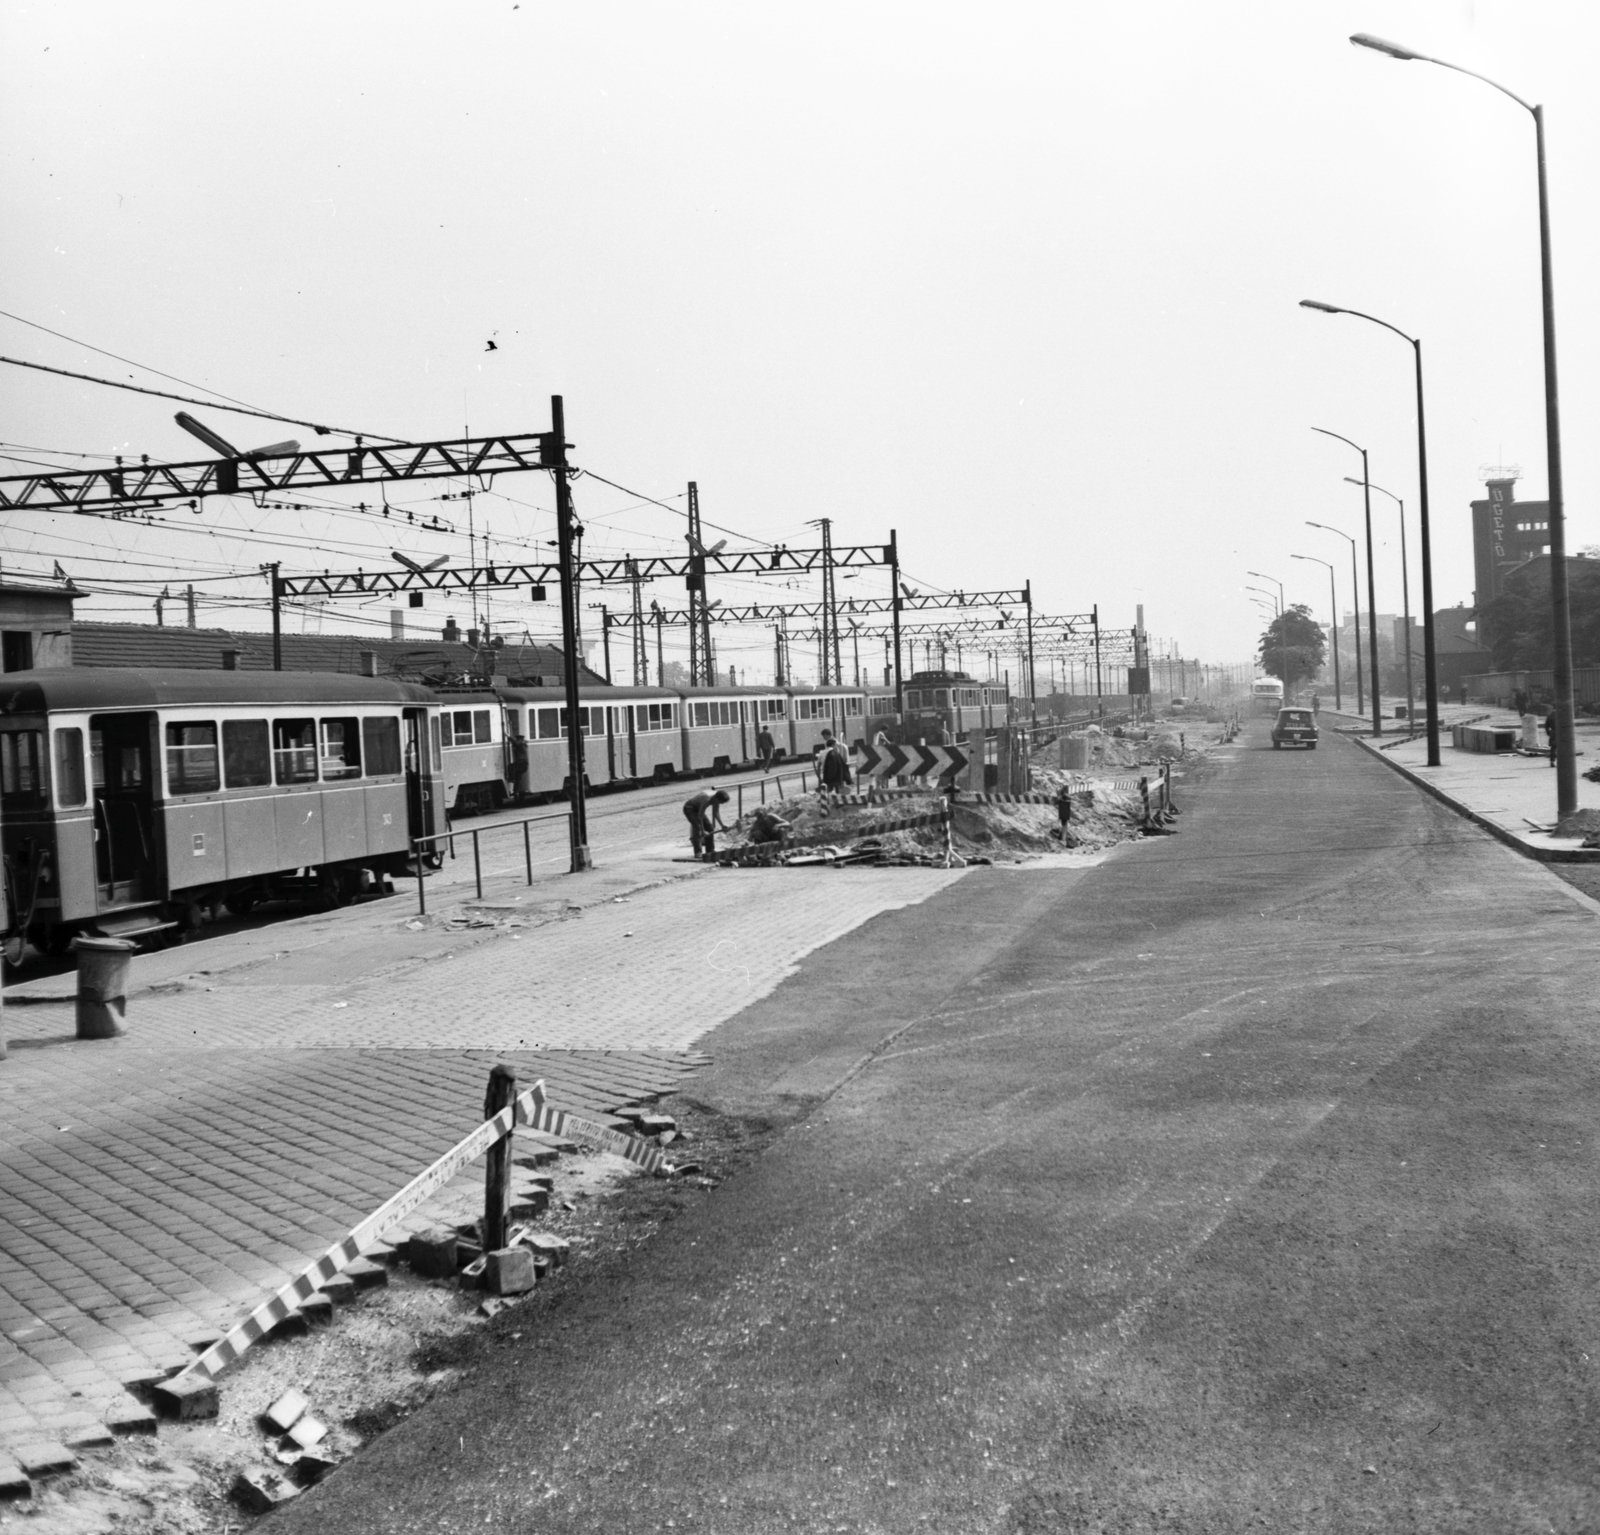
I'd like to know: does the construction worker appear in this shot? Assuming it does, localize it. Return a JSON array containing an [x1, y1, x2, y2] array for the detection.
[[683, 787, 730, 860]]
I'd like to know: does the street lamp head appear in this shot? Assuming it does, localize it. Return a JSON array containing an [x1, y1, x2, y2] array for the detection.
[[1299, 299, 1343, 314], [1350, 32, 1423, 61]]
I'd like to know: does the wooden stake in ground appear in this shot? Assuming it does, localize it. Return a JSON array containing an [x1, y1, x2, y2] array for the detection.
[[483, 1063, 517, 1252]]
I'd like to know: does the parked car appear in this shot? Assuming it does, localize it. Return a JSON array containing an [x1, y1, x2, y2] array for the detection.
[[1271, 706, 1318, 750]]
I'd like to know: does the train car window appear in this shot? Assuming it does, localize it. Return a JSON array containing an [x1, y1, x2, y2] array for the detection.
[[429, 714, 443, 772], [846, 698, 863, 716], [224, 723, 270, 793], [0, 730, 45, 807], [473, 709, 492, 744], [53, 728, 86, 808], [319, 718, 363, 780], [272, 718, 319, 785], [166, 722, 221, 795], [450, 711, 475, 747], [536, 707, 560, 740], [505, 708, 523, 738], [362, 717, 403, 776], [692, 702, 709, 728]]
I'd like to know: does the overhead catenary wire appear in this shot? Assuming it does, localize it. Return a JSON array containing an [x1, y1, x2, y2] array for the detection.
[[0, 354, 403, 444]]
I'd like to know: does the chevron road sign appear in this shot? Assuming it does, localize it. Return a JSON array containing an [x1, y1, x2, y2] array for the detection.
[[855, 741, 970, 779]]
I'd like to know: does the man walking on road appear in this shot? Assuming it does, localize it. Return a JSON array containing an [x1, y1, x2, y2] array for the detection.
[[756, 724, 776, 773], [683, 786, 731, 860]]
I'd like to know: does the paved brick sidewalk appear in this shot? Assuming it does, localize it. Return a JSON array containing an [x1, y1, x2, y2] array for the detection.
[[0, 849, 964, 1460]]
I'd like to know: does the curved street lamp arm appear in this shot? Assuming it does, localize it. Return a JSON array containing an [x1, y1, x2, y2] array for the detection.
[[1300, 299, 1418, 348], [1310, 425, 1366, 458], [1305, 520, 1355, 545], [1349, 34, 1534, 114], [1344, 475, 1402, 508]]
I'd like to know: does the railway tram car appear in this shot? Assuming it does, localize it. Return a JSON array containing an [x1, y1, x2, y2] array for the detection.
[[784, 684, 868, 757], [680, 685, 789, 773], [435, 689, 508, 814], [499, 684, 685, 798], [900, 670, 1008, 744], [0, 669, 440, 953]]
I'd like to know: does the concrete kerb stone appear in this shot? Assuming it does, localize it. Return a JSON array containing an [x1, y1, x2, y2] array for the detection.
[[1350, 734, 1600, 865]]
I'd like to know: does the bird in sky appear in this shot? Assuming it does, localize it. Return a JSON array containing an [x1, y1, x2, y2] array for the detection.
[[485, 339, 498, 352]]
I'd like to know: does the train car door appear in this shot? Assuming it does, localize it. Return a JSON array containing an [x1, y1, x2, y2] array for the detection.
[[403, 707, 438, 846], [89, 712, 159, 906]]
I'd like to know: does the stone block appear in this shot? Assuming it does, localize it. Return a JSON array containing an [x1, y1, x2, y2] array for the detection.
[[362, 1241, 399, 1267], [14, 1443, 76, 1478], [151, 1374, 218, 1421], [513, 1144, 558, 1167], [458, 1256, 487, 1292], [294, 1450, 339, 1486], [638, 1113, 677, 1136], [285, 1414, 327, 1451], [485, 1247, 537, 1296], [262, 1388, 308, 1435], [103, 1396, 158, 1438], [61, 1423, 115, 1451], [518, 1232, 570, 1268], [0, 1458, 29, 1499], [509, 1189, 550, 1220], [406, 1229, 457, 1279], [297, 1293, 334, 1326], [268, 1310, 310, 1340], [320, 1274, 357, 1305], [233, 1469, 299, 1514], [345, 1260, 388, 1291]]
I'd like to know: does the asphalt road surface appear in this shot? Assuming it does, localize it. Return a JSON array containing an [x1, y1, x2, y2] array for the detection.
[[275, 722, 1600, 1533]]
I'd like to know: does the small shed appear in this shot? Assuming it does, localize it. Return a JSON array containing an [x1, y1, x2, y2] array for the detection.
[[0, 582, 77, 671]]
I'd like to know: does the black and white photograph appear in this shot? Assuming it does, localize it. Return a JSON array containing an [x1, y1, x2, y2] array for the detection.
[[3, 2, 1600, 1529]]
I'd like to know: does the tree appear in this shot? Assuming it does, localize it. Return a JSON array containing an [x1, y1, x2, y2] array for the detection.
[[1479, 557, 1600, 672], [1256, 604, 1327, 693]]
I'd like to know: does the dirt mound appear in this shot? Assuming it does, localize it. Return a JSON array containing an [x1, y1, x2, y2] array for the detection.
[[722, 780, 1147, 864]]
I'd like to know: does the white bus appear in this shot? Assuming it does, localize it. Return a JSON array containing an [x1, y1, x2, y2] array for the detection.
[[1251, 677, 1285, 715]]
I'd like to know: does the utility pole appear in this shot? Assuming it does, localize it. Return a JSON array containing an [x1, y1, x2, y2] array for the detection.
[[1024, 579, 1037, 726], [628, 558, 646, 686], [599, 609, 613, 683], [774, 621, 786, 685], [186, 584, 196, 628], [268, 563, 283, 671], [1092, 605, 1103, 722], [889, 528, 904, 714], [685, 482, 716, 686], [550, 396, 591, 872], [654, 603, 665, 687]]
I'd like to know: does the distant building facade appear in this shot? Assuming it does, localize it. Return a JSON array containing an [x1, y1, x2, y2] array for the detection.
[[0, 583, 78, 671]]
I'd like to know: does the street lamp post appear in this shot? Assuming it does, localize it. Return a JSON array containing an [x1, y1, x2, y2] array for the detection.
[[1291, 553, 1341, 712], [1307, 521, 1363, 719], [1300, 298, 1439, 765], [1247, 570, 1289, 698], [1311, 429, 1382, 736], [1349, 33, 1572, 802], [1347, 477, 1415, 736]]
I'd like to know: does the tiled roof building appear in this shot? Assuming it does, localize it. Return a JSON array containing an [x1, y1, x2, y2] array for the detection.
[[67, 622, 606, 687]]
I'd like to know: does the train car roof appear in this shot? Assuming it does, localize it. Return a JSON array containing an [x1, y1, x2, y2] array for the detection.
[[0, 668, 436, 715], [675, 684, 788, 697], [782, 683, 867, 696], [496, 684, 677, 702]]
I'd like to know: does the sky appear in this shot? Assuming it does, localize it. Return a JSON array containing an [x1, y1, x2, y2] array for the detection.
[[4, 0, 1598, 685]]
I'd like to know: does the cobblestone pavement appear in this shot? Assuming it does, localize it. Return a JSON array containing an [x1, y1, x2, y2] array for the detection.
[[0, 831, 964, 1459]]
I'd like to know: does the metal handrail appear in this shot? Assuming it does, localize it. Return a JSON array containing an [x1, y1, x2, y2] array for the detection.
[[410, 808, 574, 913]]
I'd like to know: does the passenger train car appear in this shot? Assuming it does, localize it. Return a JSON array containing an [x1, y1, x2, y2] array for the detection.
[[0, 669, 440, 952], [898, 670, 1010, 744]]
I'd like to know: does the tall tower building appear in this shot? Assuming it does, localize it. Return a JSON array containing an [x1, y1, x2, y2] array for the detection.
[[1471, 467, 1550, 605]]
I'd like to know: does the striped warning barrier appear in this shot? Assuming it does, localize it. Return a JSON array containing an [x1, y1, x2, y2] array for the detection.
[[175, 1080, 667, 1384], [717, 807, 951, 866]]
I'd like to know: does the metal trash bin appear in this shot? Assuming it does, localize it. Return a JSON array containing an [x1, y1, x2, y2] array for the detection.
[[73, 936, 136, 1039]]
